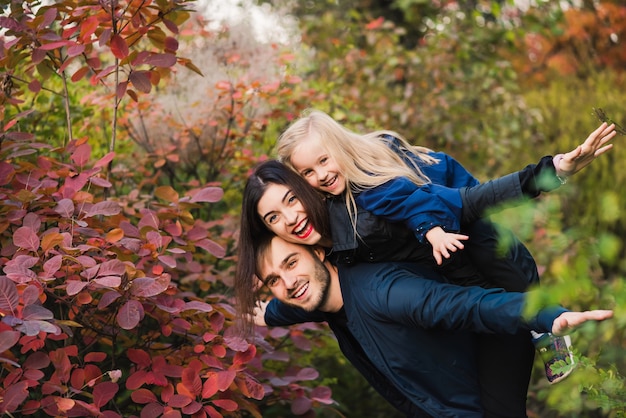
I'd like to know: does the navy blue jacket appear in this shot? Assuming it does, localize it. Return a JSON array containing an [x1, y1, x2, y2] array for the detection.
[[265, 261, 566, 417]]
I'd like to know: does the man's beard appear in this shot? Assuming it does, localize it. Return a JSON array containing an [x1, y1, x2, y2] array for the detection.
[[285, 258, 331, 312]]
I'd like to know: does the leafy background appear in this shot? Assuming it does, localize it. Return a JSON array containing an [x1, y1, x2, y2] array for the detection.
[[1, 0, 625, 417]]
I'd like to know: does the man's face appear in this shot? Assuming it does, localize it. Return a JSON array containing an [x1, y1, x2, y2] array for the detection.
[[258, 237, 331, 312]]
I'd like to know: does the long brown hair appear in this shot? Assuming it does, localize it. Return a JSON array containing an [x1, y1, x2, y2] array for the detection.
[[235, 160, 331, 336]]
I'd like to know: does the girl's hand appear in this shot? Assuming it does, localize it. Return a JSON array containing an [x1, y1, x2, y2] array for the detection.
[[425, 227, 469, 265]]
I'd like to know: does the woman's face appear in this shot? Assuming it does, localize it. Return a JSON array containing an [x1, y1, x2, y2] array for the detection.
[[257, 183, 323, 246], [289, 134, 346, 196]]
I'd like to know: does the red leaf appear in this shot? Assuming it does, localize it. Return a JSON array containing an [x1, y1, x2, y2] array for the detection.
[[94, 152, 115, 168], [365, 16, 385, 30], [28, 79, 41, 93], [13, 226, 40, 252], [162, 18, 179, 34], [159, 255, 177, 268], [54, 198, 75, 218], [130, 276, 170, 298], [139, 403, 163, 418], [0, 330, 20, 353], [162, 409, 183, 418], [93, 382, 118, 408], [164, 37, 179, 52], [90, 176, 112, 188], [233, 344, 256, 366], [22, 304, 53, 320], [216, 370, 235, 391], [117, 300, 144, 330], [131, 388, 158, 404], [39, 40, 72, 51], [84, 352, 107, 363], [71, 143, 91, 167], [50, 349, 72, 383], [144, 53, 177, 68], [194, 239, 225, 258], [97, 259, 126, 277], [71, 66, 90, 82], [129, 71, 152, 93], [43, 255, 63, 277], [190, 187, 223, 203], [1, 381, 29, 413], [84, 201, 121, 217], [127, 349, 152, 368], [0, 277, 19, 314], [97, 290, 122, 309], [181, 301, 213, 313], [204, 405, 223, 418], [67, 43, 85, 58], [80, 16, 99, 43], [296, 368, 319, 381], [126, 370, 149, 390], [167, 394, 192, 408], [182, 400, 203, 415], [66, 280, 89, 296], [116, 81, 128, 100], [21, 284, 40, 306], [110, 34, 129, 59], [291, 396, 312, 416], [93, 276, 121, 288], [211, 399, 238, 412], [182, 368, 202, 396], [40, 8, 57, 29], [23, 351, 50, 369], [311, 386, 334, 404], [201, 373, 219, 399], [236, 375, 264, 400]]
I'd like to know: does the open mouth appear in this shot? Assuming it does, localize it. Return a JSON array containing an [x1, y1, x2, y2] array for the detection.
[[291, 282, 309, 299], [321, 175, 338, 190], [293, 219, 313, 239]]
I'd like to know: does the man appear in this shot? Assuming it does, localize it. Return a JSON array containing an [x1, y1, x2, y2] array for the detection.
[[254, 234, 613, 417]]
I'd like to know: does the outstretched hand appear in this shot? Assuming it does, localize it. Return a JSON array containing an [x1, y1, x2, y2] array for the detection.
[[556, 122, 617, 178], [552, 309, 613, 336]]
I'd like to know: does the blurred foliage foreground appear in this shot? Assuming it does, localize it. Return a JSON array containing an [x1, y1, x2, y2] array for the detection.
[[1, 0, 626, 417]]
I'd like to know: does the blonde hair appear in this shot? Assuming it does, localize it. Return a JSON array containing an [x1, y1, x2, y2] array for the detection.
[[276, 109, 439, 230]]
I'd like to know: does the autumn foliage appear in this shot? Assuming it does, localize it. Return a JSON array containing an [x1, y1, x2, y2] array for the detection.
[[0, 1, 332, 417]]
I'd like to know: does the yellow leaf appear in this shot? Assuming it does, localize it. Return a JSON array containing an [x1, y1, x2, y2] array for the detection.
[[106, 228, 124, 243], [56, 320, 84, 328], [42, 232, 65, 252], [155, 185, 179, 203]]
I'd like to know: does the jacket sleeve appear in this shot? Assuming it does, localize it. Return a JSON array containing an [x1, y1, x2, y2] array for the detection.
[[460, 156, 562, 223], [356, 178, 464, 242], [347, 262, 567, 334], [264, 298, 327, 327], [424, 151, 480, 188], [380, 135, 479, 188]]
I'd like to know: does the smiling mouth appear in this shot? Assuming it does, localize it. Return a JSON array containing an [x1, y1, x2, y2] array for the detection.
[[291, 283, 309, 299], [293, 219, 313, 239], [321, 175, 337, 189]]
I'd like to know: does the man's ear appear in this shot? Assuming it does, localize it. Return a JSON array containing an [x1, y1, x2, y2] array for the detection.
[[312, 245, 326, 262]]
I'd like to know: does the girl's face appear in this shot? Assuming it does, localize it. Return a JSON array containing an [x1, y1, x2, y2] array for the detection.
[[290, 134, 346, 196], [257, 183, 323, 246]]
